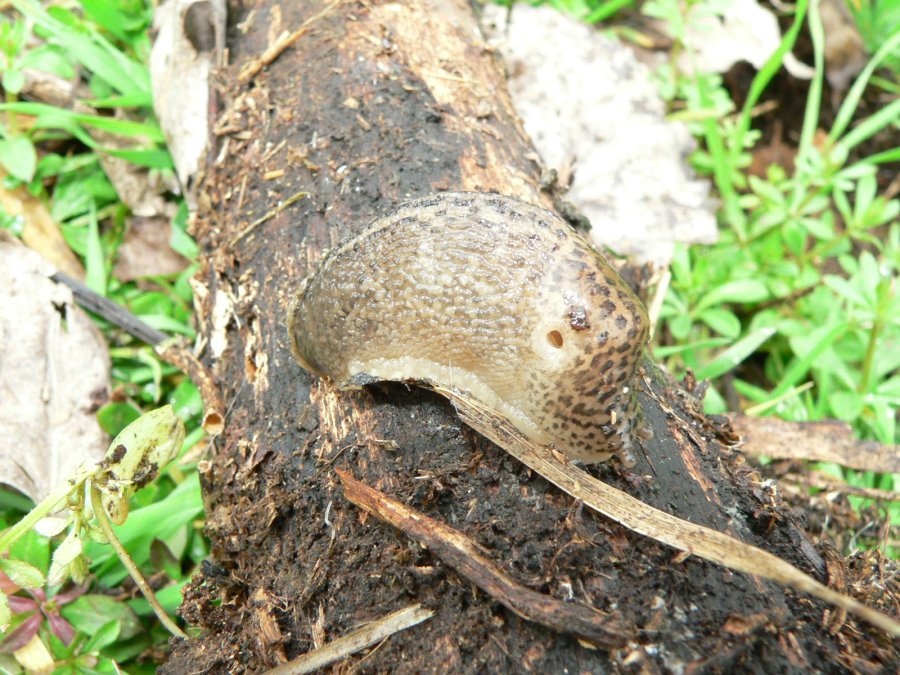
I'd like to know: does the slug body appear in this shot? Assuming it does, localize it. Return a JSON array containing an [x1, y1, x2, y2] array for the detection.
[[288, 192, 649, 463]]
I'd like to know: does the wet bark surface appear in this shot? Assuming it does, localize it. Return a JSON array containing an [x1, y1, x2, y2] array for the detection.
[[163, 1, 896, 672]]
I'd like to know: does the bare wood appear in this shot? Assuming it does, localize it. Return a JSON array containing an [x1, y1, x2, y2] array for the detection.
[[729, 413, 900, 474]]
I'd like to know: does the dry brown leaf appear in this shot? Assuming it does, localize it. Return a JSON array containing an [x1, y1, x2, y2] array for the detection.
[[113, 215, 190, 281], [0, 239, 109, 502], [0, 171, 84, 279], [820, 0, 868, 91], [97, 150, 175, 219]]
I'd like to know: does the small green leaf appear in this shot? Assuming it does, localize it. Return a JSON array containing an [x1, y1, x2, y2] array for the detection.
[[8, 529, 50, 576], [799, 194, 829, 216], [877, 376, 900, 399], [149, 539, 181, 580], [776, 322, 848, 399], [829, 390, 863, 422], [823, 276, 867, 308], [169, 201, 198, 260], [702, 384, 727, 414], [0, 557, 46, 589], [696, 327, 777, 380], [168, 380, 202, 422], [81, 619, 121, 654], [669, 314, 693, 340], [783, 220, 806, 255], [127, 580, 186, 617], [799, 215, 834, 241], [696, 279, 770, 311], [698, 308, 741, 338], [0, 211, 24, 236], [748, 175, 786, 205], [0, 136, 37, 182], [854, 174, 877, 222], [61, 595, 142, 642], [96, 402, 142, 437], [1, 68, 25, 94], [867, 396, 895, 445]]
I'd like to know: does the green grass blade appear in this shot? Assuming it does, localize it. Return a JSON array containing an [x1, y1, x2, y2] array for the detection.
[[693, 66, 744, 232], [0, 102, 164, 142], [833, 99, 900, 160], [830, 29, 900, 142], [653, 337, 732, 358], [769, 321, 847, 400], [102, 147, 173, 169], [85, 203, 106, 295], [80, 0, 132, 43], [586, 0, 635, 23], [696, 327, 777, 380], [11, 0, 150, 99], [87, 93, 157, 109], [797, 0, 825, 159], [845, 146, 900, 167], [734, 0, 809, 161]]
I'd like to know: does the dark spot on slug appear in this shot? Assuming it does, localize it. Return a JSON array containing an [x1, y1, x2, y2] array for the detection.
[[568, 305, 591, 331]]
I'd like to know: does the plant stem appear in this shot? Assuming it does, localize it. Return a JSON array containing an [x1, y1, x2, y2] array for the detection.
[[89, 483, 188, 640], [0, 466, 94, 554], [858, 285, 886, 394]]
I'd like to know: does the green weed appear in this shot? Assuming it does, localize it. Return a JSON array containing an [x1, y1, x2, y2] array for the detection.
[[0, 1, 204, 670]]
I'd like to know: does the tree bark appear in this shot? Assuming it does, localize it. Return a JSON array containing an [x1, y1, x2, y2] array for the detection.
[[164, 1, 891, 672]]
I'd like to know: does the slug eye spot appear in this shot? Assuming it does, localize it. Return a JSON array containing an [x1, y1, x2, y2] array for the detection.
[[547, 330, 564, 349]]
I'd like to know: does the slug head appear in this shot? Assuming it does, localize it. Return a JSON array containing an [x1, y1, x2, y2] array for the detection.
[[527, 237, 650, 463]]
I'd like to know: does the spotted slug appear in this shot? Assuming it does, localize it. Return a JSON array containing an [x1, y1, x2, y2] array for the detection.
[[287, 192, 650, 463]]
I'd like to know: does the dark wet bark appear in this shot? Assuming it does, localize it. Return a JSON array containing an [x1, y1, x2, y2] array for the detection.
[[163, 1, 892, 672]]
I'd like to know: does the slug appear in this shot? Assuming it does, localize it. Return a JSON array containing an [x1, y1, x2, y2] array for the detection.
[[287, 192, 650, 463]]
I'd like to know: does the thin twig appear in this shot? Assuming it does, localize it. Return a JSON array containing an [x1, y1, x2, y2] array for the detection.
[[238, 0, 344, 83], [156, 339, 225, 435], [337, 469, 631, 648], [230, 190, 311, 245], [263, 604, 432, 675], [51, 272, 168, 345]]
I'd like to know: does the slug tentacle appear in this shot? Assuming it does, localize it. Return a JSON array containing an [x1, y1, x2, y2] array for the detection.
[[288, 192, 650, 464]]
